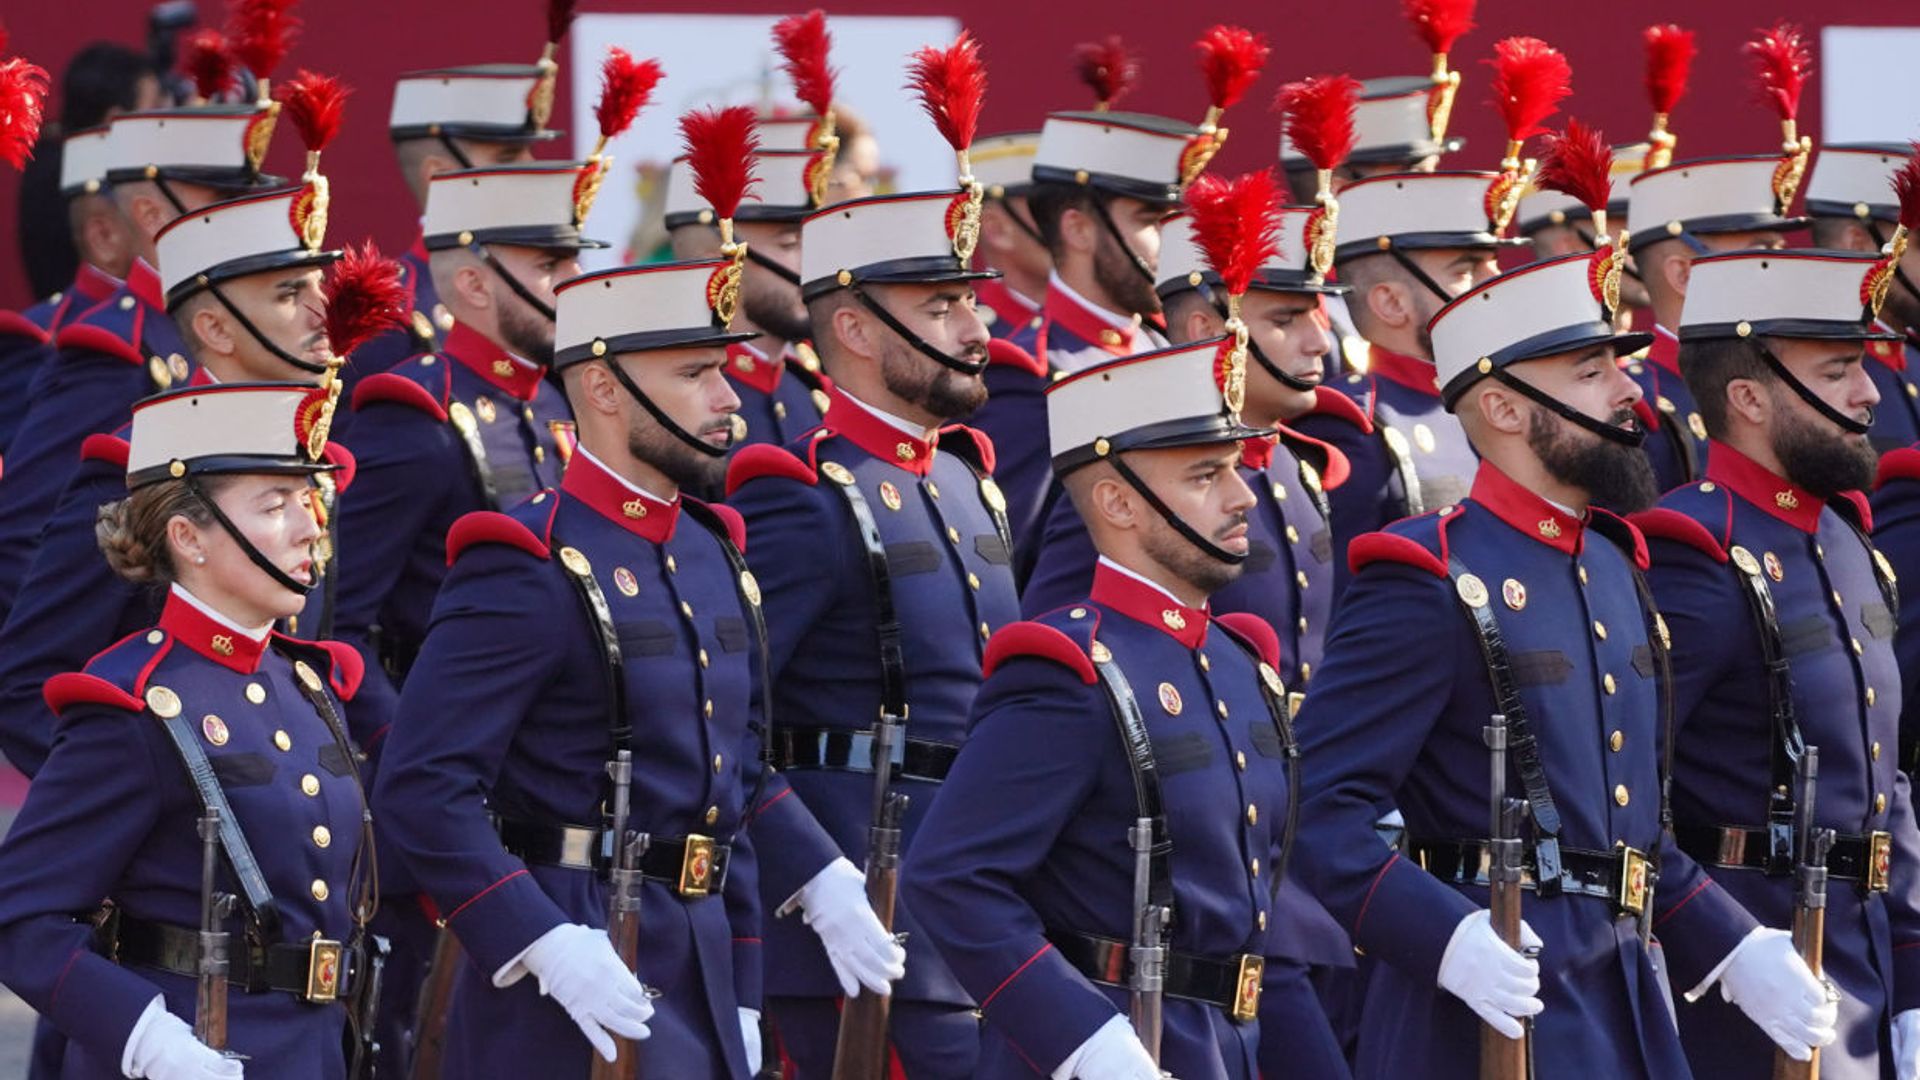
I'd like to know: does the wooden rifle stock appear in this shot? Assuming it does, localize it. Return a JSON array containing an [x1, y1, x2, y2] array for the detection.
[[408, 928, 464, 1079], [593, 750, 645, 1080], [1482, 715, 1529, 1080], [194, 807, 233, 1052], [1772, 746, 1830, 1080], [831, 789, 908, 1080]]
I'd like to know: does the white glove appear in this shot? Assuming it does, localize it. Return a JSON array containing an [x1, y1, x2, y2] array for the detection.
[[1894, 1007, 1920, 1080], [123, 997, 244, 1079], [519, 923, 655, 1062], [797, 857, 906, 998], [1051, 1014, 1163, 1080], [1715, 927, 1837, 1062], [741, 1007, 763, 1075], [1436, 909, 1544, 1039]]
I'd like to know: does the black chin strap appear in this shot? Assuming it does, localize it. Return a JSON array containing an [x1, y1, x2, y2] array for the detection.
[[204, 284, 330, 376], [744, 246, 802, 287], [470, 242, 556, 322], [186, 475, 316, 596], [1747, 336, 1874, 436], [153, 177, 191, 218], [1199, 286, 1318, 393], [437, 134, 475, 170], [1384, 247, 1458, 306], [1106, 451, 1247, 566], [1487, 367, 1648, 448], [1090, 191, 1156, 286], [994, 196, 1046, 246], [846, 282, 989, 376], [603, 356, 734, 459]]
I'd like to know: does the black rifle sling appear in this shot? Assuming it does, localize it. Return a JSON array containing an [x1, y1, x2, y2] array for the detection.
[[1091, 646, 1175, 914]]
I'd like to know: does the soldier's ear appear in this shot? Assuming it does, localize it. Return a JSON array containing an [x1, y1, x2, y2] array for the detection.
[[452, 262, 492, 312], [1089, 472, 1140, 530], [190, 301, 238, 360], [1471, 382, 1527, 436], [1723, 376, 1771, 429], [831, 300, 873, 360], [1659, 248, 1693, 299], [1059, 205, 1099, 259], [1182, 306, 1216, 343], [1364, 279, 1411, 331]]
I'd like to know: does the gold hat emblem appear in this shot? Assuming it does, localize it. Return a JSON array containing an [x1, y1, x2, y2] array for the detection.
[[210, 634, 234, 657], [622, 498, 648, 519], [1161, 609, 1188, 631]]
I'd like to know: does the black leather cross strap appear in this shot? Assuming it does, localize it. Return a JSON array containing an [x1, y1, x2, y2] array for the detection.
[[1091, 646, 1175, 915], [1379, 424, 1426, 518], [1047, 928, 1259, 1015], [1407, 839, 1650, 916], [108, 911, 362, 999], [446, 397, 503, 510], [1673, 824, 1890, 889], [148, 694, 281, 938], [495, 818, 731, 890], [1447, 555, 1565, 897], [1652, 400, 1701, 484], [821, 463, 909, 722], [774, 727, 959, 783], [1719, 545, 1805, 875], [552, 539, 632, 753]]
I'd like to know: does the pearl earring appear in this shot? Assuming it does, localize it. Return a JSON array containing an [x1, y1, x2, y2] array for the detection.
[[194, 555, 206, 565]]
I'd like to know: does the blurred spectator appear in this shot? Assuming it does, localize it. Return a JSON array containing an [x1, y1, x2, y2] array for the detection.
[[826, 102, 880, 204]]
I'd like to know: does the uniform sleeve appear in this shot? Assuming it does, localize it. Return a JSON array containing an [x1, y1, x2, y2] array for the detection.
[[1291, 414, 1389, 600], [369, 541, 571, 975], [899, 654, 1121, 1072], [330, 406, 462, 747], [1291, 562, 1477, 980], [0, 704, 178, 1060], [0, 458, 135, 777], [1870, 479, 1920, 762], [1017, 489, 1098, 619]]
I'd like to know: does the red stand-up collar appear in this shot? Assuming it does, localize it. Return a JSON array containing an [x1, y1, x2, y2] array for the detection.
[[726, 342, 785, 395], [1870, 322, 1907, 373], [126, 260, 165, 312], [562, 449, 680, 543], [158, 590, 267, 674], [1646, 325, 1680, 378], [975, 277, 1040, 320], [1240, 434, 1277, 472], [1367, 346, 1440, 397], [822, 389, 939, 476], [1704, 440, 1823, 533], [443, 323, 546, 401], [1091, 561, 1209, 649], [1041, 285, 1138, 356], [1469, 462, 1585, 556], [73, 263, 121, 303]]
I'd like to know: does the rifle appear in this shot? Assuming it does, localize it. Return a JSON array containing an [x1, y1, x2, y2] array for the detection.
[[1127, 815, 1171, 1064], [408, 927, 464, 1079], [593, 749, 648, 1080], [1772, 745, 1832, 1080], [194, 806, 236, 1052], [832, 705, 909, 1080], [1482, 714, 1532, 1080], [344, 932, 389, 1080]]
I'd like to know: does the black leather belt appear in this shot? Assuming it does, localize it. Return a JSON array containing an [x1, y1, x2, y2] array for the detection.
[[775, 727, 959, 784], [107, 912, 359, 1003], [1674, 824, 1891, 891], [1410, 839, 1654, 917], [1048, 930, 1264, 1023], [496, 818, 730, 897]]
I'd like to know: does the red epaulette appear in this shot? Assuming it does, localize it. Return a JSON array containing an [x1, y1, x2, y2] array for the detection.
[[351, 371, 449, 422], [1213, 612, 1282, 671], [0, 310, 50, 344], [938, 423, 997, 475], [43, 672, 143, 716], [1630, 507, 1728, 564], [698, 500, 749, 553], [1306, 384, 1374, 434], [79, 433, 131, 469], [322, 441, 357, 494], [314, 640, 364, 701], [1347, 531, 1447, 578], [1876, 446, 1920, 490], [982, 621, 1098, 685], [1834, 490, 1873, 534], [725, 443, 816, 497], [1586, 507, 1651, 571], [444, 511, 550, 566], [54, 323, 142, 367], [986, 338, 1047, 377]]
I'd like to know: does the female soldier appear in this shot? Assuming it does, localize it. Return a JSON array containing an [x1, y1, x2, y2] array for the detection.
[[0, 381, 374, 1079]]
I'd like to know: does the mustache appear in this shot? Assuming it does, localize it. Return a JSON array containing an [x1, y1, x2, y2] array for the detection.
[[1213, 513, 1249, 541]]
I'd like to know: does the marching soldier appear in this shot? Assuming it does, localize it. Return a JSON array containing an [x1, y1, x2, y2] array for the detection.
[[370, 246, 789, 1074], [722, 38, 1013, 1072], [902, 333, 1301, 1079], [1293, 249, 1837, 1076], [1634, 249, 1920, 1076], [968, 131, 1047, 337], [0, 379, 376, 1078]]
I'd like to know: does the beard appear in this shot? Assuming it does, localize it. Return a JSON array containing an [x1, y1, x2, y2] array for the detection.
[[1093, 224, 1162, 318], [627, 413, 729, 493], [878, 337, 989, 420], [744, 277, 812, 343], [1528, 405, 1661, 513], [1139, 502, 1247, 596], [1771, 401, 1878, 497], [497, 294, 556, 366]]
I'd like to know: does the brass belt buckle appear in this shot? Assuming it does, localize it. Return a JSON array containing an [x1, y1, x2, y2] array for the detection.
[[1231, 954, 1264, 1022], [679, 834, 716, 897], [1618, 846, 1651, 917], [306, 936, 344, 1003], [1869, 831, 1893, 892]]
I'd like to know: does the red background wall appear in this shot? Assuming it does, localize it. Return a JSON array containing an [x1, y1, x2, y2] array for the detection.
[[2, 0, 1914, 310]]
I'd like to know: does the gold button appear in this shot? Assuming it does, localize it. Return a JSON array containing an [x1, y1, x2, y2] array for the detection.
[[1246, 804, 1258, 826], [1852, 638, 1864, 655], [1834, 590, 1845, 607], [1199, 655, 1211, 672], [1872, 741, 1883, 761], [533, 445, 545, 463], [1603, 673, 1617, 695], [713, 754, 724, 773], [1609, 730, 1624, 752], [273, 730, 291, 752], [1578, 566, 1589, 586], [245, 683, 267, 704], [967, 572, 981, 590], [666, 556, 678, 574], [301, 774, 320, 796], [947, 526, 962, 543], [1816, 544, 1825, 559], [1699, 482, 1716, 493], [1868, 687, 1878, 707], [1236, 751, 1247, 771], [146, 630, 164, 644], [1298, 617, 1308, 633], [979, 622, 990, 640], [1285, 525, 1300, 543], [1295, 571, 1310, 589], [703, 700, 714, 718], [312, 826, 331, 848], [1250, 858, 1261, 878], [1258, 911, 1268, 931], [681, 601, 694, 618], [1272, 482, 1287, 501], [1216, 700, 1229, 718], [698, 649, 710, 669], [927, 481, 940, 498], [1614, 784, 1630, 806], [311, 879, 330, 901], [705, 805, 720, 825], [1593, 621, 1607, 640], [1877, 793, 1888, 814], [1070, 608, 1088, 619]]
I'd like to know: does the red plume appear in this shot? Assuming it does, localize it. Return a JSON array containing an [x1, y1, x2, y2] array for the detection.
[[1893, 142, 1920, 235], [278, 70, 348, 155], [1643, 24, 1695, 116], [1073, 36, 1137, 109], [1402, 0, 1476, 56], [1274, 75, 1360, 172], [680, 106, 761, 222], [1485, 36, 1572, 145], [772, 10, 836, 116], [226, 0, 301, 83], [907, 32, 987, 153], [181, 29, 236, 100], [595, 48, 663, 143], [0, 51, 49, 170], [1195, 25, 1268, 113], [545, 0, 577, 46], [1536, 120, 1614, 215], [1184, 169, 1285, 297], [1745, 22, 1812, 124], [323, 243, 408, 360]]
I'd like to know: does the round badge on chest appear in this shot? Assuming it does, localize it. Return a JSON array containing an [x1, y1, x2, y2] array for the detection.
[[613, 567, 639, 597], [1502, 578, 1527, 611], [1157, 682, 1183, 715], [201, 714, 229, 746], [878, 481, 903, 511]]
